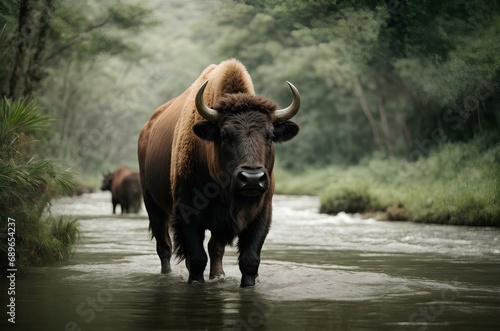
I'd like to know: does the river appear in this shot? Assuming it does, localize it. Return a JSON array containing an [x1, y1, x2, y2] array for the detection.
[[4, 192, 500, 330]]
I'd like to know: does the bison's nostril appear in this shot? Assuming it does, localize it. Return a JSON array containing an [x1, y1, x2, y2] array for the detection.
[[237, 172, 247, 184]]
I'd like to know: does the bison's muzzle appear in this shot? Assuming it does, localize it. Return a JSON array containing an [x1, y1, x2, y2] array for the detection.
[[235, 166, 269, 197]]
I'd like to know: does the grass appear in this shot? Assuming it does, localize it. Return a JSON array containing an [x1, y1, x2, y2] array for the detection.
[[11, 215, 80, 270], [0, 98, 80, 274], [275, 134, 500, 226]]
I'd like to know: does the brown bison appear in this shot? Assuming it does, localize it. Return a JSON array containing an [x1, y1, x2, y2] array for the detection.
[[101, 166, 142, 214], [138, 59, 300, 287]]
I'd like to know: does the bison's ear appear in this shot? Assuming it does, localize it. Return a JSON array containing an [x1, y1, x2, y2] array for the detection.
[[193, 121, 218, 141], [273, 120, 299, 143]]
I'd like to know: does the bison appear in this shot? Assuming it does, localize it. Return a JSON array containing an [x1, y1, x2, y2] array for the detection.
[[101, 166, 142, 214], [138, 59, 300, 287]]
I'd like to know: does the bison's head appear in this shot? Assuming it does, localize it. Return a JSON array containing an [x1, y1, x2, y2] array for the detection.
[[192, 81, 300, 198], [100, 171, 113, 191]]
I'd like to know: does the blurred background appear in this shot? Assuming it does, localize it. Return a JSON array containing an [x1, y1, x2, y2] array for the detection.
[[1, 0, 499, 231]]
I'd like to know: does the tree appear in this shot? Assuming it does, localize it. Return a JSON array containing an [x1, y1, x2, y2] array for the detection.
[[204, 0, 500, 169], [0, 0, 161, 172], [2, 0, 155, 100]]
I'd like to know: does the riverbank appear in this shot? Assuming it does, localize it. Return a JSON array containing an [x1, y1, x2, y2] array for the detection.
[[275, 134, 499, 226]]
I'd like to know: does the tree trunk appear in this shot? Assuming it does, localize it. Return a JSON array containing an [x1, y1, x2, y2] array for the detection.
[[25, 0, 56, 96], [377, 94, 394, 154], [346, 109, 353, 162], [9, 0, 33, 99], [354, 76, 383, 150], [395, 112, 412, 145]]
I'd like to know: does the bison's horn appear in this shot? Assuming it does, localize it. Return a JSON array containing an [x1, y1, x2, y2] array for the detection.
[[195, 80, 221, 122], [272, 81, 301, 123]]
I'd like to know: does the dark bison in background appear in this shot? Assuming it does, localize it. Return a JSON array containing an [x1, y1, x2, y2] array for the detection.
[[138, 59, 300, 287], [101, 166, 142, 214]]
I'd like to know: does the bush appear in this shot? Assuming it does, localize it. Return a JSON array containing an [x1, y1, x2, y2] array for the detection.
[[319, 180, 384, 214], [0, 98, 80, 274]]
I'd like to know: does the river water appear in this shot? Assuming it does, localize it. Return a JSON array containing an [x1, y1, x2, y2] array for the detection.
[[4, 192, 500, 330]]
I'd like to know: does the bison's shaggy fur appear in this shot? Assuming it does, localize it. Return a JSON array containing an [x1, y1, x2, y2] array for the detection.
[[138, 59, 300, 286]]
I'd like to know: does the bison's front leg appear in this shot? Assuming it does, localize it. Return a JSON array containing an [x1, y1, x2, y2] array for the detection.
[[183, 225, 207, 284], [237, 210, 271, 287], [208, 235, 225, 279], [173, 209, 208, 283]]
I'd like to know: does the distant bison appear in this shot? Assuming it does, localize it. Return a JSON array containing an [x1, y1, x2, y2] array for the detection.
[[138, 59, 300, 286], [101, 166, 142, 214]]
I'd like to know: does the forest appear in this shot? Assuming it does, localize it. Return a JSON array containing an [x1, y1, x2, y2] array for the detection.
[[0, 0, 499, 270]]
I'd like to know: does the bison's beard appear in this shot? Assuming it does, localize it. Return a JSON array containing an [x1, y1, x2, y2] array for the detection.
[[226, 182, 267, 234]]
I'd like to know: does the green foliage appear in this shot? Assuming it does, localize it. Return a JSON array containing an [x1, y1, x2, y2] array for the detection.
[[0, 0, 161, 174], [277, 134, 500, 226], [319, 180, 383, 214], [49, 216, 80, 250], [45, 0, 155, 62], [0, 98, 79, 274], [9, 216, 80, 270], [213, 0, 500, 169]]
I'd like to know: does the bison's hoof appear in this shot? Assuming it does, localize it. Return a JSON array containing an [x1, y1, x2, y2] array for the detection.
[[161, 258, 171, 274], [209, 272, 226, 280], [188, 273, 205, 284], [240, 274, 256, 287], [189, 280, 205, 287]]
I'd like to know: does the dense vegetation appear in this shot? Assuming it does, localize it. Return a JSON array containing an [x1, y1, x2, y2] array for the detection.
[[0, 99, 78, 274], [0, 0, 498, 266], [276, 133, 500, 226], [207, 0, 500, 225], [209, 0, 500, 169]]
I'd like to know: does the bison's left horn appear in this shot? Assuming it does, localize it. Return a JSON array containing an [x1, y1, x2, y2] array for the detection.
[[272, 81, 301, 123], [195, 80, 221, 122]]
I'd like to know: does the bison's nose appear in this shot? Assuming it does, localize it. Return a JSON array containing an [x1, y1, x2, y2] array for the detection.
[[235, 166, 269, 197]]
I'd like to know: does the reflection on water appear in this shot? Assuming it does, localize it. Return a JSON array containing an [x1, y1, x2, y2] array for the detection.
[[3, 192, 500, 330]]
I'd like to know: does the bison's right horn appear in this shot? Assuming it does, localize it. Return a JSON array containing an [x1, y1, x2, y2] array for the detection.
[[272, 81, 301, 123], [195, 80, 221, 122]]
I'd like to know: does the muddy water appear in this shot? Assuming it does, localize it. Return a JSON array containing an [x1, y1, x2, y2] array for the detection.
[[4, 192, 500, 330]]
